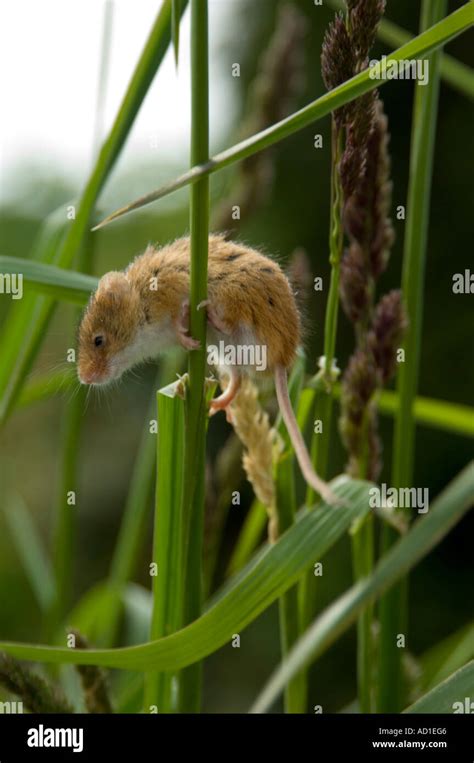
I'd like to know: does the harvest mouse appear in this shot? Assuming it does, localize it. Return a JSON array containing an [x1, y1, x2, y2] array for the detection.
[[77, 234, 336, 505]]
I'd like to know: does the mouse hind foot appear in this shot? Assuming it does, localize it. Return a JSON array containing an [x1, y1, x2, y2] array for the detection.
[[209, 367, 241, 420]]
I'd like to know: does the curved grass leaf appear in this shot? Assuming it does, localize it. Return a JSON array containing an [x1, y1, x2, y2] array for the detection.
[[419, 622, 474, 693], [0, 476, 371, 669], [250, 461, 474, 712], [404, 661, 474, 713], [0, 256, 98, 304], [93, 4, 473, 229]]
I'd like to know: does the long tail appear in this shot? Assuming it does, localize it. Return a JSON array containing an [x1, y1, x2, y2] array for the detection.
[[274, 364, 337, 506]]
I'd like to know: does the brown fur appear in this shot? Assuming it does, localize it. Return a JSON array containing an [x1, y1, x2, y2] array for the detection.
[[78, 234, 301, 382], [127, 234, 301, 368], [78, 271, 145, 383]]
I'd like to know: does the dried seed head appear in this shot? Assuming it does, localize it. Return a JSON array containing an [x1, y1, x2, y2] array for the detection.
[[342, 99, 394, 279], [368, 290, 408, 384], [366, 103, 394, 277], [0, 652, 73, 714], [340, 90, 378, 197], [340, 244, 371, 324], [225, 374, 283, 542], [322, 13, 356, 125], [348, 0, 386, 64], [339, 349, 377, 453], [365, 403, 382, 481]]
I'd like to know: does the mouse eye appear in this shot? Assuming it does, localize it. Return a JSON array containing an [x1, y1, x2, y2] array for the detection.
[[94, 335, 105, 348]]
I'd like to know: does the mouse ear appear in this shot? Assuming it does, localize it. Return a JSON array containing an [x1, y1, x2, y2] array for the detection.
[[97, 271, 131, 300]]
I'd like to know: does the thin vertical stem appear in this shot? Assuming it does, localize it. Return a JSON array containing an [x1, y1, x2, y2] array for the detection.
[[298, 122, 344, 710], [324, 124, 345, 376], [351, 512, 375, 712], [275, 357, 305, 713], [378, 0, 448, 713], [178, 0, 209, 713]]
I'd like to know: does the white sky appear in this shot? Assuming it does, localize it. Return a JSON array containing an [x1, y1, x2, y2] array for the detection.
[[0, 0, 242, 203]]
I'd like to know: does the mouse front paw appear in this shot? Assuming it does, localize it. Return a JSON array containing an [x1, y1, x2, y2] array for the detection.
[[198, 300, 232, 336], [178, 331, 201, 351], [175, 299, 201, 350]]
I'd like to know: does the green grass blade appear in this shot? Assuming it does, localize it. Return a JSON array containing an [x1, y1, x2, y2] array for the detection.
[[144, 378, 185, 712], [0, 477, 372, 669], [404, 661, 474, 713], [0, 256, 98, 304], [325, 0, 474, 98], [419, 623, 474, 693], [178, 0, 210, 714], [376, 390, 474, 438], [250, 462, 473, 713], [2, 494, 56, 614], [379, 0, 449, 713], [93, 4, 474, 228], [0, 0, 187, 425], [172, 0, 181, 67]]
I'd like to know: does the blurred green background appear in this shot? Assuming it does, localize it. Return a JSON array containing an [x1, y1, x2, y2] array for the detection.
[[0, 0, 472, 712]]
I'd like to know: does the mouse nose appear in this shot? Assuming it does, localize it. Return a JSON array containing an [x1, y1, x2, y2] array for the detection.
[[79, 368, 101, 385]]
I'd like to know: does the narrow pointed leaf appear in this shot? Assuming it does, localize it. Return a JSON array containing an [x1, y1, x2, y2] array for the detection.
[[93, 4, 474, 229]]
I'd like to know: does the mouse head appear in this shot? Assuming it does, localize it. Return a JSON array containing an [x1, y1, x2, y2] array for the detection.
[[77, 271, 145, 385]]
